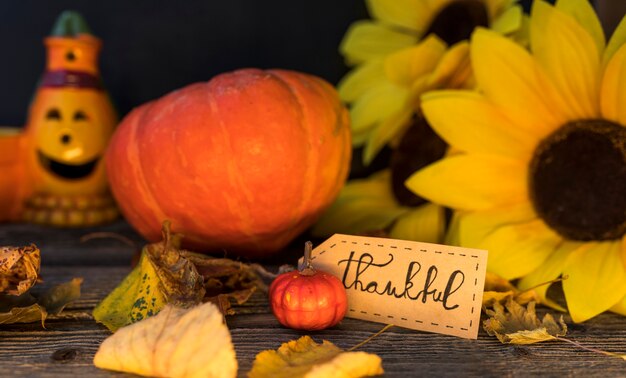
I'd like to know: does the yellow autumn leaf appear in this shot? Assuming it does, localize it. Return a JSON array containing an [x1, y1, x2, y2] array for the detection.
[[483, 299, 567, 344], [94, 302, 237, 378], [248, 335, 383, 378], [482, 272, 545, 309], [93, 221, 205, 332]]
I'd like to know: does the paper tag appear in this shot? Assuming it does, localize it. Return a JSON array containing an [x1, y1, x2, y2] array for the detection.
[[310, 234, 488, 339]]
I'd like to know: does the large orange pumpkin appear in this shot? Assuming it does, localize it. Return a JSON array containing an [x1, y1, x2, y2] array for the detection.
[[106, 68, 351, 258]]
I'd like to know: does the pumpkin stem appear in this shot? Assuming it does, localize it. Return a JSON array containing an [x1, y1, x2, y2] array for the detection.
[[300, 241, 316, 276]]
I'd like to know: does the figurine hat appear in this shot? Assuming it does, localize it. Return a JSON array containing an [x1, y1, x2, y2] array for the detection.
[[40, 11, 103, 90]]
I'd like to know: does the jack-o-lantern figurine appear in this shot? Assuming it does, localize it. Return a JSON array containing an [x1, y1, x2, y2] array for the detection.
[[22, 11, 119, 226]]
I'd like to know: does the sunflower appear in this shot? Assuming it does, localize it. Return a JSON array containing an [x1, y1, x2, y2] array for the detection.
[[314, 0, 526, 242], [340, 0, 526, 162], [341, 0, 525, 67], [407, 0, 626, 322]]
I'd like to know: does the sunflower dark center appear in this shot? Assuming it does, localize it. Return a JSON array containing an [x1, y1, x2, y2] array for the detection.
[[529, 120, 626, 241], [390, 115, 447, 207], [423, 0, 489, 45]]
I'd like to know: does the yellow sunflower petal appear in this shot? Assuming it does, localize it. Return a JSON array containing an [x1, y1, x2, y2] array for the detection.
[[384, 36, 446, 86], [427, 42, 472, 89], [611, 292, 626, 317], [600, 43, 626, 126], [421, 90, 536, 158], [530, 0, 601, 119], [622, 237, 626, 271], [312, 199, 408, 237], [563, 240, 626, 323], [363, 108, 412, 165], [480, 219, 562, 280], [484, 0, 517, 20], [340, 21, 418, 65], [603, 13, 626, 66], [445, 211, 461, 246], [350, 81, 408, 134], [471, 28, 567, 136], [366, 0, 428, 32], [351, 129, 371, 147], [457, 202, 537, 248], [491, 4, 523, 35], [405, 154, 528, 211], [555, 0, 605, 54], [517, 240, 585, 311], [338, 60, 386, 103], [389, 202, 444, 243], [511, 13, 530, 46], [312, 171, 408, 237], [338, 170, 395, 202], [423, 0, 452, 16]]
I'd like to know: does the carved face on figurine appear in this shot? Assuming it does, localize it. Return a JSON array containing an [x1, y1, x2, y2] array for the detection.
[[25, 34, 117, 196]]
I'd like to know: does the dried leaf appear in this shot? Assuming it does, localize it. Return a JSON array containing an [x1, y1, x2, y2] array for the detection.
[[482, 272, 567, 312], [93, 221, 267, 332], [483, 272, 542, 308], [0, 245, 41, 295], [39, 277, 83, 315], [94, 302, 237, 378], [93, 221, 205, 332], [0, 278, 82, 325], [248, 335, 383, 378], [183, 251, 267, 315], [483, 299, 567, 344], [0, 292, 43, 324]]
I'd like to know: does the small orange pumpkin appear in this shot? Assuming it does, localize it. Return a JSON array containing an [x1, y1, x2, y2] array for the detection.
[[269, 241, 348, 330], [106, 68, 351, 258]]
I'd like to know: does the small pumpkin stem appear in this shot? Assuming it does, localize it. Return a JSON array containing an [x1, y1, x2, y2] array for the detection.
[[300, 241, 316, 276]]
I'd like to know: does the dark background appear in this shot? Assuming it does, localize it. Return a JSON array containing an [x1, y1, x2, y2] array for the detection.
[[0, 0, 607, 127]]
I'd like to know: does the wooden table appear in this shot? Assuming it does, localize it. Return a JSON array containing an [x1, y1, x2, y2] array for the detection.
[[1, 220, 625, 377]]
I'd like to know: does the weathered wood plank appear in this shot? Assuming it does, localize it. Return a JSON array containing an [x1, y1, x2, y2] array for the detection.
[[1, 314, 626, 377], [1, 266, 625, 377], [1, 313, 625, 376], [2, 220, 626, 377], [0, 221, 140, 266]]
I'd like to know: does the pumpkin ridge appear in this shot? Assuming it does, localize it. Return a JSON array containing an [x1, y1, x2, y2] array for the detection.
[[169, 87, 215, 246], [206, 86, 262, 251], [304, 76, 352, 206], [270, 71, 352, 233], [266, 70, 316, 238], [129, 103, 169, 236]]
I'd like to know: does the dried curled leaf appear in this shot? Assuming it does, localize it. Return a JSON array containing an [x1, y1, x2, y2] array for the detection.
[[0, 278, 82, 325], [182, 251, 267, 315], [0, 245, 41, 295], [482, 272, 540, 308], [93, 221, 205, 331], [94, 302, 237, 378], [482, 272, 567, 312], [248, 335, 383, 378], [483, 299, 567, 344], [94, 221, 267, 332]]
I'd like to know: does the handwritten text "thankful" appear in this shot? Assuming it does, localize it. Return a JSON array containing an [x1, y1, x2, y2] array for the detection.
[[338, 251, 465, 310]]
